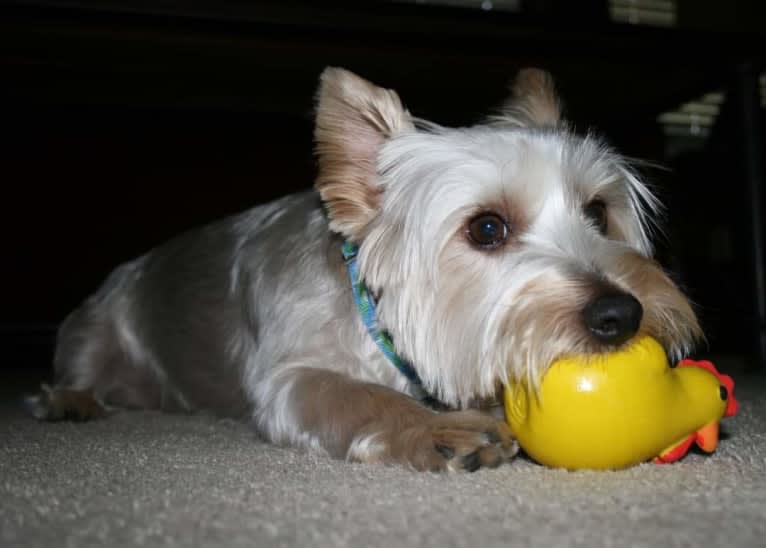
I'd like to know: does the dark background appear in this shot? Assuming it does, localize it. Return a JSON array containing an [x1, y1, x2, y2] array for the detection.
[[2, 0, 765, 379]]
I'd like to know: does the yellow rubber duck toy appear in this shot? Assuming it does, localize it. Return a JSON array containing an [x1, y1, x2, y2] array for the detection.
[[504, 336, 738, 470]]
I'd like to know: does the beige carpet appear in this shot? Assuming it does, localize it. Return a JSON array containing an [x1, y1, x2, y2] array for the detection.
[[1, 369, 765, 548]]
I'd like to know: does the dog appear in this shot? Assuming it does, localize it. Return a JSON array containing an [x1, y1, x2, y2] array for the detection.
[[26, 67, 701, 472]]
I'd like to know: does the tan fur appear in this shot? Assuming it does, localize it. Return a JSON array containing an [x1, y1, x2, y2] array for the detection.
[[495, 251, 701, 392], [289, 368, 517, 471], [314, 68, 414, 240], [32, 385, 107, 421], [499, 275, 601, 389], [493, 68, 562, 128], [607, 252, 702, 355]]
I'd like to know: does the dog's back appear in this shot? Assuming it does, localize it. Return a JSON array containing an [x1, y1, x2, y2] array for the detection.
[[30, 192, 343, 419]]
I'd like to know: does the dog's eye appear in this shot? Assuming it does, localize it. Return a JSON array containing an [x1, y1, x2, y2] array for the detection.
[[584, 199, 608, 235], [467, 213, 509, 249]]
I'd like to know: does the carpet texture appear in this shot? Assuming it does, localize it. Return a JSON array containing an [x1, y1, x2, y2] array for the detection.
[[2, 370, 765, 548]]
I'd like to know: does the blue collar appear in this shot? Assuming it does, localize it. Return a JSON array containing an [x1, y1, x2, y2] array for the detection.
[[341, 241, 424, 388]]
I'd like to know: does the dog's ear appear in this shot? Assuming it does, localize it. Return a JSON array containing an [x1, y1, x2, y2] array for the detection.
[[314, 67, 413, 240], [490, 68, 562, 128]]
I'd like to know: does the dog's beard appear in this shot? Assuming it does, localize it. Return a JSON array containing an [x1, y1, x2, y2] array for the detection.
[[364, 240, 699, 409], [356, 128, 701, 409]]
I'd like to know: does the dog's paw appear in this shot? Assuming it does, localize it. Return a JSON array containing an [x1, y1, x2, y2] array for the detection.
[[24, 384, 107, 421], [23, 388, 52, 420], [349, 409, 518, 472], [420, 410, 519, 472]]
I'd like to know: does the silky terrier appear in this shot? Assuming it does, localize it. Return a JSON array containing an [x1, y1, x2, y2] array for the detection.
[[27, 67, 701, 472]]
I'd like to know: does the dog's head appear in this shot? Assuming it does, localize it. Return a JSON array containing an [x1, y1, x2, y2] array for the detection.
[[314, 67, 701, 408]]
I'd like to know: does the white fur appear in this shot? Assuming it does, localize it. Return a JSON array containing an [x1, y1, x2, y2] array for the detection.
[[359, 126, 678, 405], [44, 68, 699, 466], [346, 432, 386, 463]]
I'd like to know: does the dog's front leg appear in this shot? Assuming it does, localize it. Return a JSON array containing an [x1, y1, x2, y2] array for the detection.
[[255, 367, 518, 472]]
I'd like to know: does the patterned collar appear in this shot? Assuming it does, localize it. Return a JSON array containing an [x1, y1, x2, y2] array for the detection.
[[342, 242, 446, 407], [342, 241, 422, 384]]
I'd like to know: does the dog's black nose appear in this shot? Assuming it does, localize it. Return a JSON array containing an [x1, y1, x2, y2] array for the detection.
[[582, 292, 643, 346]]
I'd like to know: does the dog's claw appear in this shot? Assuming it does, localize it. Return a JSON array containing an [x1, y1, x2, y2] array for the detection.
[[461, 451, 482, 472], [410, 410, 519, 472], [484, 430, 501, 444], [435, 443, 455, 459]]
